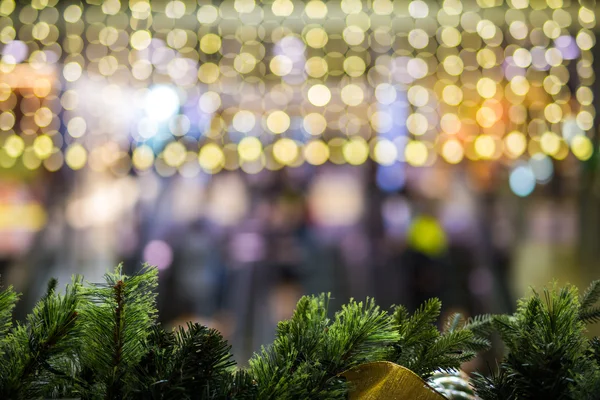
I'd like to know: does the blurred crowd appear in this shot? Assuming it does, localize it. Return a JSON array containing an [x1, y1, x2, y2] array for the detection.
[[3, 157, 588, 363]]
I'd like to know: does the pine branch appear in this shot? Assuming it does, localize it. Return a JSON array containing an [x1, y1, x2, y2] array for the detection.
[[77, 264, 158, 400], [131, 323, 249, 400], [390, 301, 490, 379], [0, 277, 80, 400], [572, 365, 600, 400], [220, 370, 258, 400], [580, 307, 600, 324], [476, 284, 593, 400], [0, 284, 18, 341], [3, 266, 598, 399], [249, 294, 398, 400], [444, 313, 463, 333], [129, 325, 175, 398], [462, 314, 494, 337], [42, 278, 58, 301], [581, 280, 600, 311], [396, 298, 442, 348], [168, 323, 237, 398], [407, 329, 477, 377], [471, 367, 517, 400], [324, 298, 399, 371], [248, 296, 334, 398]]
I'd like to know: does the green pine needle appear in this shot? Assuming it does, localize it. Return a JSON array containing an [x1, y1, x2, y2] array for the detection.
[[130, 323, 253, 399], [0, 277, 80, 399], [580, 280, 600, 325], [581, 280, 600, 312], [475, 284, 600, 400], [471, 367, 517, 400], [444, 313, 464, 333], [0, 285, 18, 341], [77, 263, 158, 399], [248, 294, 398, 399], [390, 299, 490, 379], [1, 265, 598, 399], [42, 278, 58, 301], [462, 314, 494, 337], [580, 306, 600, 324]]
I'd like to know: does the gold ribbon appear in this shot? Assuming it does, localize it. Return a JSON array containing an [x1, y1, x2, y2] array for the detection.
[[342, 361, 446, 400]]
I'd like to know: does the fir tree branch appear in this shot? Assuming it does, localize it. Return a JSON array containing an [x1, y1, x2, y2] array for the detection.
[[130, 323, 251, 400], [571, 365, 600, 400], [580, 307, 600, 324], [444, 313, 463, 333], [390, 301, 490, 379], [221, 370, 258, 400], [42, 278, 58, 301], [0, 284, 18, 341], [581, 280, 600, 312], [396, 298, 442, 348], [476, 284, 595, 400], [471, 366, 517, 400], [325, 298, 399, 371], [109, 279, 126, 398], [462, 314, 494, 337], [78, 264, 158, 400], [0, 277, 80, 399], [249, 294, 398, 400], [3, 265, 597, 399]]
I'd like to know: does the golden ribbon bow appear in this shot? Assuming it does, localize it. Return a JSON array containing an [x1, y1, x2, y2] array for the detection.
[[343, 361, 446, 400]]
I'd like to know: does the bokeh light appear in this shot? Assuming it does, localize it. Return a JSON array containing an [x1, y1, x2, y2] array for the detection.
[[509, 165, 536, 197], [145, 86, 180, 122], [0, 0, 592, 188]]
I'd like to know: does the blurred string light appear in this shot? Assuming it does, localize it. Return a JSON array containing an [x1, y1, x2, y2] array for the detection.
[[144, 86, 180, 122], [529, 153, 554, 183], [0, 0, 594, 188], [0, 202, 46, 231], [376, 162, 406, 192], [509, 164, 536, 197], [143, 240, 173, 271], [407, 215, 448, 256], [309, 171, 364, 227]]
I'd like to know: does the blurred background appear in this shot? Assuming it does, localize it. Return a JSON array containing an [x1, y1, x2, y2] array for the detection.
[[0, 0, 599, 365]]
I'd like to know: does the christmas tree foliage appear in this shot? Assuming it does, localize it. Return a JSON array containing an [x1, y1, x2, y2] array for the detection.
[[0, 266, 256, 400], [0, 283, 18, 343], [0, 278, 79, 399], [247, 293, 492, 399], [248, 294, 398, 399], [390, 299, 491, 379], [0, 264, 598, 400], [472, 281, 600, 400]]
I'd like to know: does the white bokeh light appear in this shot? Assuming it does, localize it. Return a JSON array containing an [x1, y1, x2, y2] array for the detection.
[[144, 86, 180, 121]]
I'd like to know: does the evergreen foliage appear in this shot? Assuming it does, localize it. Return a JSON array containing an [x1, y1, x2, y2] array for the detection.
[[470, 366, 516, 400], [0, 277, 80, 399], [0, 266, 248, 400], [1, 265, 599, 400], [247, 294, 491, 398], [129, 323, 256, 399], [76, 264, 158, 399], [248, 294, 398, 399], [472, 281, 600, 400], [580, 280, 600, 324], [0, 284, 18, 342], [390, 299, 491, 378]]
